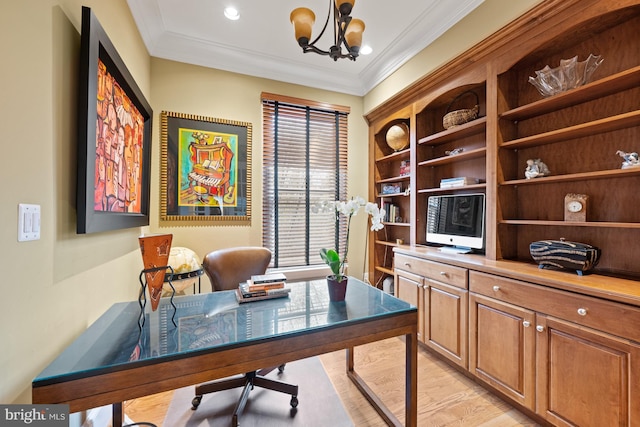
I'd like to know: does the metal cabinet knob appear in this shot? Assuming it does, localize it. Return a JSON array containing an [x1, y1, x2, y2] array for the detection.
[[492, 285, 500, 292], [439, 271, 447, 276], [577, 308, 587, 316], [404, 262, 411, 267], [523, 321, 531, 328], [536, 325, 544, 332]]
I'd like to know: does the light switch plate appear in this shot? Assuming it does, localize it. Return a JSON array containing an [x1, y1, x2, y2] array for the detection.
[[18, 203, 40, 241]]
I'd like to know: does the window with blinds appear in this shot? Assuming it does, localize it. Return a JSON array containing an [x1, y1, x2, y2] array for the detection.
[[261, 93, 349, 269]]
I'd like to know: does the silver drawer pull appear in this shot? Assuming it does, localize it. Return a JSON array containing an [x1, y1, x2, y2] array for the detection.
[[536, 325, 544, 332], [439, 271, 447, 276], [404, 262, 411, 267], [492, 285, 500, 292], [523, 321, 531, 328], [577, 308, 587, 316]]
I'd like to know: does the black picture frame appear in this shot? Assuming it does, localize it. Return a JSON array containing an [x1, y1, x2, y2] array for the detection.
[[160, 111, 252, 223], [76, 6, 153, 234]]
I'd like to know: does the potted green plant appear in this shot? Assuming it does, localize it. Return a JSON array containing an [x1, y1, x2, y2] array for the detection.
[[316, 197, 385, 301]]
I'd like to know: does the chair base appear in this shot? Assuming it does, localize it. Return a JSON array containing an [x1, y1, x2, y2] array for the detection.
[[191, 365, 298, 427]]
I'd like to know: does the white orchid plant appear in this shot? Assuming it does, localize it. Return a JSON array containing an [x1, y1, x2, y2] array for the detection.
[[314, 196, 385, 282]]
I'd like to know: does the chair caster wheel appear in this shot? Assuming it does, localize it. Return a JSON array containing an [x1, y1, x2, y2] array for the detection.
[[191, 395, 202, 410], [278, 364, 285, 373], [290, 395, 298, 408]]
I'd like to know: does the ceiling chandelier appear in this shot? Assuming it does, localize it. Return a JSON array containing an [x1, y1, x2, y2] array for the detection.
[[290, 0, 365, 61]]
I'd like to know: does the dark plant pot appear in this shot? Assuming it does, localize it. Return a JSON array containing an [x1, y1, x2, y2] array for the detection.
[[326, 275, 348, 302]]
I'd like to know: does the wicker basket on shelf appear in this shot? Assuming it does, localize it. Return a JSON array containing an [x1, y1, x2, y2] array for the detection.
[[442, 90, 479, 130]]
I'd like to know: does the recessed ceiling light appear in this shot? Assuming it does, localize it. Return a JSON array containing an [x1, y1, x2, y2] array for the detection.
[[360, 45, 372, 55], [224, 7, 240, 20]]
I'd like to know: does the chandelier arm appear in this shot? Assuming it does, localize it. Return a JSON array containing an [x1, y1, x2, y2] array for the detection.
[[302, 44, 354, 60], [302, 44, 331, 56], [308, 0, 333, 48]]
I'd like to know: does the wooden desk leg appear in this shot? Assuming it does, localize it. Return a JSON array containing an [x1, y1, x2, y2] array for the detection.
[[112, 402, 123, 427], [405, 332, 418, 427], [346, 346, 406, 427]]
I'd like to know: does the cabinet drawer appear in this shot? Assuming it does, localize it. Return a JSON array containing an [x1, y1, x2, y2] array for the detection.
[[395, 254, 468, 289], [470, 271, 640, 342]]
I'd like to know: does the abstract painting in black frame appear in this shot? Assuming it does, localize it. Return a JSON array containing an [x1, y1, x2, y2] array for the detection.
[[76, 6, 153, 234]]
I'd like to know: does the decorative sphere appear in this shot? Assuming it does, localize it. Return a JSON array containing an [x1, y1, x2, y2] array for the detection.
[[164, 247, 202, 293], [385, 123, 409, 151]]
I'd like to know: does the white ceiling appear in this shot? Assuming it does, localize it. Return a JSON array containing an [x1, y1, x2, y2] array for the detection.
[[127, 0, 485, 96]]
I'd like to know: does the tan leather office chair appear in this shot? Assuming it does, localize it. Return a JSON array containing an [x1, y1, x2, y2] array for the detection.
[[192, 247, 299, 425]]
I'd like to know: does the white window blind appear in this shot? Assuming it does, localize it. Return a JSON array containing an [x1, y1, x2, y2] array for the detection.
[[261, 93, 349, 269]]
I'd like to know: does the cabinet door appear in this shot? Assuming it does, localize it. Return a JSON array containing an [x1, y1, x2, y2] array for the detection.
[[536, 315, 640, 427], [395, 270, 423, 342], [469, 293, 536, 410], [423, 279, 468, 368]]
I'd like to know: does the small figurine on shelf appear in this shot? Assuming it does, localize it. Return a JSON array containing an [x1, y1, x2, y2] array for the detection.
[[616, 150, 640, 169], [525, 158, 550, 179], [445, 148, 464, 156]]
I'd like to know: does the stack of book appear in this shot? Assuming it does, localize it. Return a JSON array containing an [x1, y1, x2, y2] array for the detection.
[[439, 177, 480, 188], [235, 272, 290, 303]]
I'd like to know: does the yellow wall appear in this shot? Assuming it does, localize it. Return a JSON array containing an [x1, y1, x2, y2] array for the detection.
[[0, 0, 152, 405], [149, 58, 368, 274], [0, 0, 541, 408]]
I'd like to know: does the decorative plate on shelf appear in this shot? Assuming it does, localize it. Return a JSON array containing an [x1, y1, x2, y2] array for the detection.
[[385, 123, 409, 151]]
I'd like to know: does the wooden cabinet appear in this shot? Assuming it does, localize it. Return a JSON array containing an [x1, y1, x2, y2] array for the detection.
[[536, 314, 640, 427], [424, 279, 468, 368], [395, 269, 423, 342], [469, 292, 536, 410], [470, 270, 640, 426], [395, 253, 468, 368]]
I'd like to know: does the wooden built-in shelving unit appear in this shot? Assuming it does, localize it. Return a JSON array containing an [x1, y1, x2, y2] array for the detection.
[[367, 0, 640, 283]]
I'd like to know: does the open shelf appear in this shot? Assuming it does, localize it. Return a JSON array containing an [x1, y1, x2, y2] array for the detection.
[[500, 220, 640, 229], [501, 110, 640, 149], [382, 222, 410, 227], [376, 175, 411, 184], [418, 116, 487, 146], [375, 240, 398, 247], [418, 147, 486, 167], [501, 66, 640, 121], [501, 167, 640, 186], [376, 148, 410, 163], [374, 265, 394, 276], [418, 183, 487, 194]]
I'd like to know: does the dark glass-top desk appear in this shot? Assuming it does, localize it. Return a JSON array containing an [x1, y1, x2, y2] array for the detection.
[[33, 278, 418, 426]]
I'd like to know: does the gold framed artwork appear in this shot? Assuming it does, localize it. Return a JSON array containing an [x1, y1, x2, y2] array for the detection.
[[160, 111, 251, 223]]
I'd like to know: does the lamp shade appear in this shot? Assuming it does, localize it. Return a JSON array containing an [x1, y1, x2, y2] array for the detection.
[[345, 18, 365, 51], [290, 7, 315, 46], [335, 0, 355, 16]]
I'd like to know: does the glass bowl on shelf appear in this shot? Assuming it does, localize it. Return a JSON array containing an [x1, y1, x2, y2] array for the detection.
[[528, 54, 603, 97]]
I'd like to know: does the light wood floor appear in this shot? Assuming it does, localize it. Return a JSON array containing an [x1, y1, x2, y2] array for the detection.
[[124, 338, 540, 426]]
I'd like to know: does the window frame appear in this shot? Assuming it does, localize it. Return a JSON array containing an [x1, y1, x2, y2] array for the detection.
[[261, 92, 350, 270]]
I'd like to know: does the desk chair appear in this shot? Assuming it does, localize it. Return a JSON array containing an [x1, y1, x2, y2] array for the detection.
[[191, 247, 299, 425]]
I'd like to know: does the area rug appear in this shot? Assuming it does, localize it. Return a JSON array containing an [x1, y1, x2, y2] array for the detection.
[[163, 356, 354, 426]]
